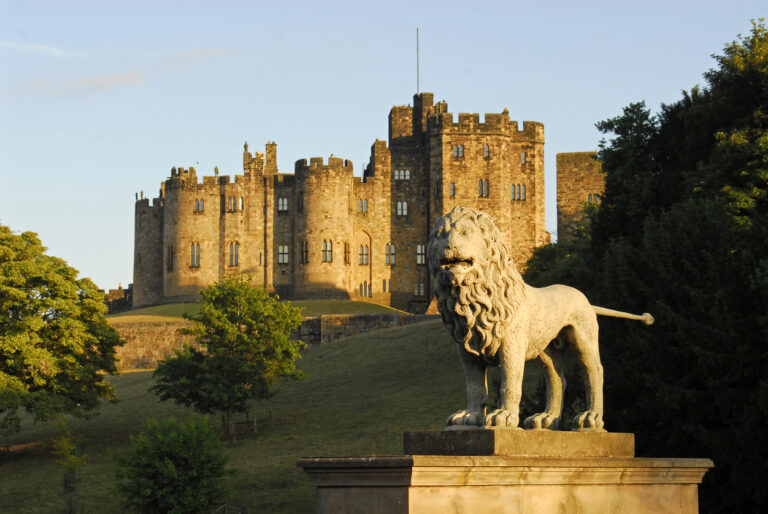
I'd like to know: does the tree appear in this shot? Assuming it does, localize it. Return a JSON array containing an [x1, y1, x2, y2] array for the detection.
[[525, 20, 768, 513], [116, 416, 228, 513], [151, 276, 305, 440], [0, 224, 122, 435]]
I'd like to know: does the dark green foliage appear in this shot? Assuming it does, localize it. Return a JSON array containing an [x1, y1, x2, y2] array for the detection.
[[0, 224, 122, 435], [151, 276, 305, 440], [525, 20, 768, 513], [116, 417, 228, 513]]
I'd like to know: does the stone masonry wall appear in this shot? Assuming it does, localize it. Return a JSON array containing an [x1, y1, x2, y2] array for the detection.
[[110, 313, 435, 369], [556, 152, 604, 241]]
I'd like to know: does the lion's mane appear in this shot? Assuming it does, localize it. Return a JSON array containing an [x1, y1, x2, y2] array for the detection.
[[429, 207, 527, 358]]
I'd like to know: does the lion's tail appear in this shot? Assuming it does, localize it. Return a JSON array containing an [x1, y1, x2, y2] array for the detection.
[[592, 305, 654, 326]]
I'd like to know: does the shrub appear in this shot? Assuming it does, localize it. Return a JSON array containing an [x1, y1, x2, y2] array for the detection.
[[116, 417, 229, 513]]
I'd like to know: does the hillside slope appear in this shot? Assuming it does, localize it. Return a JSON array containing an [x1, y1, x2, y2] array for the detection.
[[0, 320, 545, 512]]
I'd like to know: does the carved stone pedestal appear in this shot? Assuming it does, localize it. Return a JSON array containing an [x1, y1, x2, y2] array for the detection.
[[297, 431, 713, 514]]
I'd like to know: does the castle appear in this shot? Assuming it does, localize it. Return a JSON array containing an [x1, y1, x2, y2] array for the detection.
[[133, 92, 603, 312]]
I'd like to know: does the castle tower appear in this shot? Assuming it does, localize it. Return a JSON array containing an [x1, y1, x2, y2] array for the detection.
[[294, 156, 355, 298], [556, 152, 604, 241], [133, 196, 164, 307]]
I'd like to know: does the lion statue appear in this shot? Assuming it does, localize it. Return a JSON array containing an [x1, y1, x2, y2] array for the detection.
[[428, 207, 650, 431]]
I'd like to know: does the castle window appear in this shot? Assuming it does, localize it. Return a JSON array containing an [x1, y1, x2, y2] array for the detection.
[[166, 245, 174, 271], [364, 245, 369, 265], [228, 197, 233, 211], [459, 145, 464, 157], [522, 185, 526, 201], [190, 243, 200, 267], [322, 240, 333, 262], [588, 194, 592, 203], [452, 145, 459, 158], [396, 201, 408, 216], [484, 144, 490, 158], [200, 199, 204, 211], [363, 281, 368, 297], [521, 151, 527, 164], [297, 196, 304, 213], [278, 245, 289, 264], [359, 283, 363, 296], [229, 242, 239, 267], [358, 199, 363, 211], [416, 244, 426, 265], [344, 242, 350, 264], [359, 245, 364, 264], [278, 197, 288, 212], [194, 200, 199, 212], [383, 279, 387, 292], [302, 240, 309, 264], [478, 180, 483, 196], [363, 199, 368, 212], [484, 179, 489, 198], [385, 243, 395, 265], [239, 197, 244, 210], [388, 279, 391, 292], [414, 283, 425, 296], [385, 244, 390, 265], [450, 182, 455, 197]]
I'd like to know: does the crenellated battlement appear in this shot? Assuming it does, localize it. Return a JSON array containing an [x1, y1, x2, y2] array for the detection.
[[428, 110, 544, 142], [295, 156, 354, 175]]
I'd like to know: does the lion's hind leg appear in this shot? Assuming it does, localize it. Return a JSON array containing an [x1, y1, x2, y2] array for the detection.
[[524, 345, 566, 430], [568, 320, 606, 431]]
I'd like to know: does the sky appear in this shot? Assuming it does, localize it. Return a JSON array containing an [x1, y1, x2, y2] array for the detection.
[[0, 0, 764, 290]]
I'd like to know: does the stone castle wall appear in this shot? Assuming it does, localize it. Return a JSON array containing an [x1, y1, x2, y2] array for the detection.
[[133, 93, 598, 311], [556, 152, 604, 241]]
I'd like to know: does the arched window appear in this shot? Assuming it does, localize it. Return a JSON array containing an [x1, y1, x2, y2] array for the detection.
[[484, 144, 490, 158], [452, 145, 459, 157], [390, 244, 395, 265], [416, 244, 426, 265], [322, 240, 328, 262], [363, 199, 368, 212], [302, 240, 309, 263], [228, 242, 239, 266], [517, 184, 521, 201], [484, 179, 489, 197], [195, 243, 200, 267], [363, 245, 369, 265], [359, 283, 363, 296], [228, 197, 233, 211], [588, 194, 593, 203], [359, 245, 364, 264], [363, 281, 368, 297], [404, 169, 410, 180], [327, 240, 332, 261], [239, 197, 244, 210], [322, 240, 333, 262], [396, 201, 408, 216], [478, 180, 484, 197], [459, 145, 464, 157], [358, 199, 363, 211], [278, 245, 288, 264], [200, 199, 204, 211], [234, 242, 238, 266], [191, 243, 196, 266], [522, 184, 526, 201], [450, 182, 455, 197], [385, 243, 390, 265], [194, 200, 199, 211], [521, 151, 527, 164]]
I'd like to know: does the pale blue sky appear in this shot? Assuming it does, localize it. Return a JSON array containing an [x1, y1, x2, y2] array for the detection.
[[0, 1, 763, 290]]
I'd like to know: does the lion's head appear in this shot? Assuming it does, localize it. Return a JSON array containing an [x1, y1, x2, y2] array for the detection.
[[427, 206, 526, 357]]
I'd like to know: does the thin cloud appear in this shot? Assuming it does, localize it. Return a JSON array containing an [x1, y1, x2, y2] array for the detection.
[[0, 41, 82, 58], [4, 71, 145, 99], [164, 47, 234, 69]]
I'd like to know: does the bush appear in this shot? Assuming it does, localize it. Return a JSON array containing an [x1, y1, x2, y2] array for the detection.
[[116, 417, 229, 513]]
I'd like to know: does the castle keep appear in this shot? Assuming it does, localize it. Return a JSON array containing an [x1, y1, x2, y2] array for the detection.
[[134, 92, 600, 312]]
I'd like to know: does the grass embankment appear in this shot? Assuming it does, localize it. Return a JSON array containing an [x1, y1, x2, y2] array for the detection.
[[108, 299, 401, 323], [0, 320, 543, 512]]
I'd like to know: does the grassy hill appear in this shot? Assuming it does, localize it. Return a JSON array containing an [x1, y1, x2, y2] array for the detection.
[[0, 320, 544, 512], [108, 299, 402, 323]]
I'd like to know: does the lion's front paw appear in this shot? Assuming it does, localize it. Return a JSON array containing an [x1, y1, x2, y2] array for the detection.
[[572, 410, 605, 431], [446, 409, 484, 427], [523, 412, 560, 430], [484, 409, 522, 429]]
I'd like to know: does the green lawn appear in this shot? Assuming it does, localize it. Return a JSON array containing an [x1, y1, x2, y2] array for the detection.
[[108, 299, 401, 322], [0, 320, 545, 513]]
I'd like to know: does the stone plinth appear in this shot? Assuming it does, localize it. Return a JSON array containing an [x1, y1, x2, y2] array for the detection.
[[297, 431, 713, 514]]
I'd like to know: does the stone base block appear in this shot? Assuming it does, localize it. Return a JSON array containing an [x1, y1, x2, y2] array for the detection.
[[298, 431, 713, 514]]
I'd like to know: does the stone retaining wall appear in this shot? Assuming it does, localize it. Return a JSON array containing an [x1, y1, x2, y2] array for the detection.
[[110, 313, 436, 370]]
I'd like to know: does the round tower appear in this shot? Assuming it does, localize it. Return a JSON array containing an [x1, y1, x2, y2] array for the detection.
[[294, 156, 354, 298]]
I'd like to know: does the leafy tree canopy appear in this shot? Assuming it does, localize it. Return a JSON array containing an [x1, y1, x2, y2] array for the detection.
[[151, 276, 305, 440], [526, 20, 768, 513], [0, 225, 122, 435]]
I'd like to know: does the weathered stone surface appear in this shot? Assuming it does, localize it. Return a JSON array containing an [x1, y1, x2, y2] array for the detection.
[[298, 454, 713, 514], [404, 430, 634, 458], [556, 151, 604, 241]]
